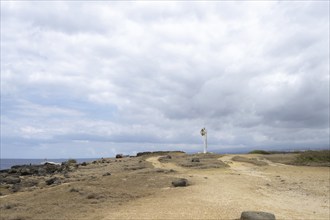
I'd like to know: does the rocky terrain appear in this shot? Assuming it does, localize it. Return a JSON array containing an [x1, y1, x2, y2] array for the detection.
[[0, 151, 329, 220]]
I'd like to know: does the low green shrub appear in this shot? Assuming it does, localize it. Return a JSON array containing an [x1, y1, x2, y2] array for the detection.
[[294, 150, 330, 166], [248, 150, 271, 155]]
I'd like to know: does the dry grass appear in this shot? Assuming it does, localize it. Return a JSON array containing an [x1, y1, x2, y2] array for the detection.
[[260, 150, 330, 167], [0, 156, 174, 220], [293, 150, 330, 166]]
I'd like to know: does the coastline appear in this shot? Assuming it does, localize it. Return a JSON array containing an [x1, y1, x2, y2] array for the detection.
[[0, 158, 99, 170]]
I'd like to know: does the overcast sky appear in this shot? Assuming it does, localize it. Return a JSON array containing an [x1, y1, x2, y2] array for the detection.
[[1, 1, 329, 158]]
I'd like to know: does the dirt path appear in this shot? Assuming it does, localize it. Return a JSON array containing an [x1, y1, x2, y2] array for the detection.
[[103, 155, 330, 219]]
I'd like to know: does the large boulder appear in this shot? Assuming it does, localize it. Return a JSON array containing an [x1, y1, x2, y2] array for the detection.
[[172, 178, 188, 187], [80, 162, 87, 166], [240, 211, 276, 220]]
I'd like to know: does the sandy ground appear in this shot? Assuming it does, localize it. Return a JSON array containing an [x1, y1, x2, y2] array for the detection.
[[103, 154, 330, 220]]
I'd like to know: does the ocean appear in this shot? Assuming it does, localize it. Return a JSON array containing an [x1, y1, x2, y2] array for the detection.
[[0, 158, 99, 170]]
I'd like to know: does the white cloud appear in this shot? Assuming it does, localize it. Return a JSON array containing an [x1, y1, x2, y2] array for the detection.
[[1, 1, 329, 158]]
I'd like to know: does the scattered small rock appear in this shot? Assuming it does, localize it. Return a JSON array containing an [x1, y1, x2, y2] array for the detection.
[[191, 158, 200, 162], [172, 178, 188, 187], [240, 211, 276, 220]]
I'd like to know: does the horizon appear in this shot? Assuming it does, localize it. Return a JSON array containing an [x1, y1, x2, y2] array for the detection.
[[1, 146, 329, 160], [1, 1, 329, 158]]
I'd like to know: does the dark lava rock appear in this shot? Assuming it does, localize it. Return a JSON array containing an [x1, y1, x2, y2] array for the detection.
[[172, 178, 188, 187], [3, 176, 21, 184], [116, 154, 123, 158], [45, 164, 61, 174], [20, 167, 33, 175], [191, 158, 200, 162], [8, 168, 18, 174], [80, 162, 87, 166], [240, 211, 276, 220], [45, 177, 60, 185], [136, 151, 185, 157], [102, 172, 111, 176]]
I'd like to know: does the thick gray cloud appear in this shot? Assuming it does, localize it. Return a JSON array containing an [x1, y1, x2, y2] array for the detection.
[[1, 1, 329, 158]]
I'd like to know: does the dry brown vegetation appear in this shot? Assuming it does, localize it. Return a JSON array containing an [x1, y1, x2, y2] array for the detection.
[[0, 157, 174, 220]]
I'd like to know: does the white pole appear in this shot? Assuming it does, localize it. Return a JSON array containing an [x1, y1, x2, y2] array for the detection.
[[201, 127, 208, 154], [203, 131, 207, 154], [205, 132, 207, 153]]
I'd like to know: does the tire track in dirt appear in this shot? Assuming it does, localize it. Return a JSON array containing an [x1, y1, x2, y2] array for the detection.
[[219, 155, 271, 181]]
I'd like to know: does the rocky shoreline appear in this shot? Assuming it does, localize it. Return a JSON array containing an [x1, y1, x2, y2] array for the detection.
[[0, 151, 184, 196], [0, 160, 83, 195]]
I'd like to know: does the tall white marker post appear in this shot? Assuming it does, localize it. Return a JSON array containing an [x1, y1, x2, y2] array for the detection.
[[200, 128, 207, 154]]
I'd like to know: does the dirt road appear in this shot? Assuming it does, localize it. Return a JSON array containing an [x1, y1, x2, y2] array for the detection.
[[103, 155, 330, 219]]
